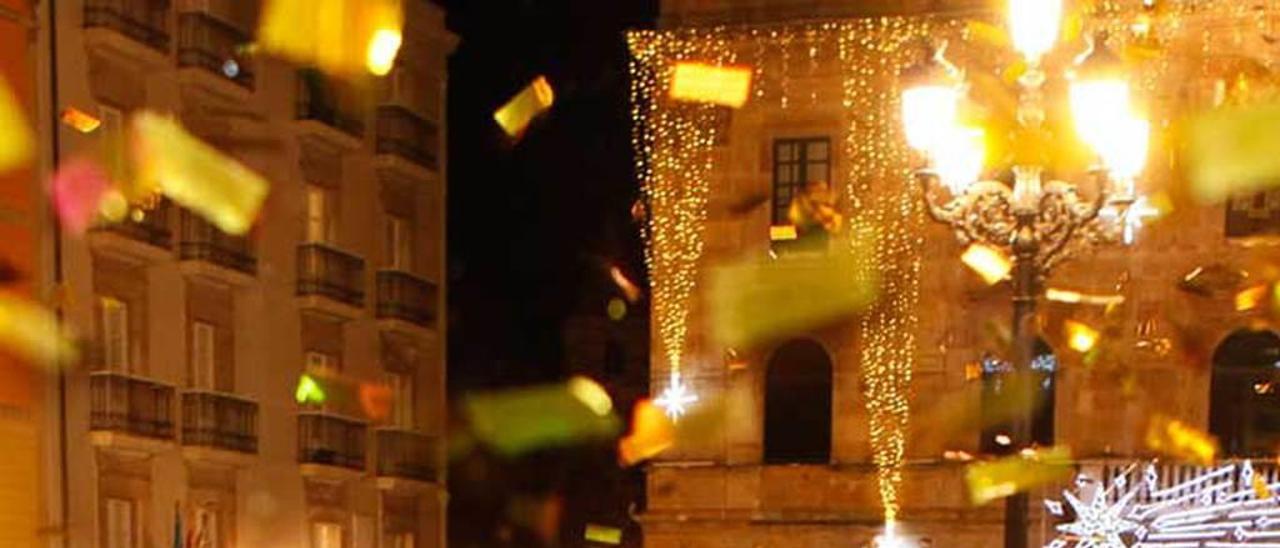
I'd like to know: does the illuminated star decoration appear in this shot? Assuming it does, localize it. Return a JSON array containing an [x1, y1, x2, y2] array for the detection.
[[1052, 486, 1140, 548], [653, 372, 697, 420], [1100, 196, 1159, 245]]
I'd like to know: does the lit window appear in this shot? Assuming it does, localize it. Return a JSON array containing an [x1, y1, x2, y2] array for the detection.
[[772, 138, 831, 225]]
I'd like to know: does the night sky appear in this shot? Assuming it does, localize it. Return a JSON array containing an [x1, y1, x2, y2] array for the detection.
[[442, 0, 658, 392]]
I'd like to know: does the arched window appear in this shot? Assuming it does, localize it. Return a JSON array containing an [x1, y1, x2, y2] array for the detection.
[[1210, 329, 1280, 456], [764, 339, 833, 464], [980, 339, 1056, 453]]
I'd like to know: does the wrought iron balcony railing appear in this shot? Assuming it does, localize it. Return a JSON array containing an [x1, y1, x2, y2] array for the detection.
[[177, 12, 254, 89], [297, 70, 364, 137], [179, 210, 257, 275], [84, 0, 171, 52], [298, 412, 367, 471], [297, 243, 366, 307], [181, 390, 258, 454], [93, 200, 172, 250], [375, 428, 441, 484], [375, 105, 440, 171], [376, 270, 438, 328], [90, 371, 176, 440]]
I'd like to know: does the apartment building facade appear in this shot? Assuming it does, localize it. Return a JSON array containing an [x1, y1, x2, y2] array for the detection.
[[50, 0, 454, 546], [637, 1, 1280, 546]]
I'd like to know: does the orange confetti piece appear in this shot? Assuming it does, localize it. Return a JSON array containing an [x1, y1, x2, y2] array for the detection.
[[961, 244, 1012, 285], [130, 112, 269, 235], [494, 76, 555, 138], [60, 107, 101, 133], [618, 399, 675, 466], [669, 62, 753, 108]]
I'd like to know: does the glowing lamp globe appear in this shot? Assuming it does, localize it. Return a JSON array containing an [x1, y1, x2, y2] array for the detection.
[[901, 84, 959, 153], [1008, 0, 1062, 61]]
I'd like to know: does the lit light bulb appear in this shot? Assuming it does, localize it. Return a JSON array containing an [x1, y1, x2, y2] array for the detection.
[[1009, 0, 1062, 61], [366, 28, 403, 76], [933, 126, 984, 194]]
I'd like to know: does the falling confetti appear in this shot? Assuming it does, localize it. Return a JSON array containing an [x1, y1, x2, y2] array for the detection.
[[965, 445, 1073, 505], [609, 265, 642, 303], [494, 76, 555, 138], [618, 399, 675, 466], [0, 294, 78, 367], [1145, 414, 1218, 466], [59, 107, 101, 133], [294, 374, 326, 405], [583, 523, 623, 545], [464, 379, 620, 457], [1187, 102, 1280, 203], [50, 158, 112, 234], [668, 62, 753, 108], [258, 0, 404, 77], [130, 112, 269, 235], [961, 243, 1012, 285], [0, 76, 34, 173]]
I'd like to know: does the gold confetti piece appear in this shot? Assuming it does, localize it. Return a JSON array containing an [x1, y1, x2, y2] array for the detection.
[[1236, 284, 1268, 311], [567, 376, 613, 416], [709, 253, 879, 348], [961, 243, 1012, 285], [1256, 475, 1274, 501], [966, 446, 1073, 505], [0, 77, 34, 173], [769, 225, 797, 241], [584, 523, 623, 545], [618, 399, 675, 466], [1145, 414, 1218, 466], [258, 0, 403, 77], [669, 62, 753, 108], [0, 294, 78, 367], [130, 112, 269, 235], [60, 107, 101, 133], [1045, 288, 1125, 307], [465, 380, 620, 457], [1188, 102, 1280, 203], [494, 76, 555, 138], [1064, 320, 1100, 353]]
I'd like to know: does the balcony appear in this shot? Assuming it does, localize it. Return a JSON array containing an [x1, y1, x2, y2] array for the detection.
[[376, 270, 438, 333], [181, 390, 258, 465], [297, 243, 366, 318], [177, 12, 254, 94], [299, 412, 367, 481], [83, 0, 170, 57], [375, 105, 440, 176], [178, 210, 256, 284], [90, 371, 176, 453], [88, 201, 172, 262], [295, 71, 364, 148], [375, 428, 442, 491]]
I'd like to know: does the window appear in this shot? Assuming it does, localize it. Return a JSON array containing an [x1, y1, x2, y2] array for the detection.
[[1226, 189, 1280, 239], [305, 184, 334, 244], [1210, 329, 1280, 456], [979, 340, 1056, 454], [100, 296, 129, 372], [100, 106, 126, 181], [388, 372, 414, 430], [312, 522, 343, 548], [306, 351, 338, 375], [352, 515, 375, 548], [191, 322, 216, 390], [772, 138, 831, 225], [104, 497, 135, 548], [386, 215, 412, 270], [763, 339, 832, 464]]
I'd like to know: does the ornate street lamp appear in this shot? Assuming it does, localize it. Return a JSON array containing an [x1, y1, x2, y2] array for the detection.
[[900, 1, 1151, 547]]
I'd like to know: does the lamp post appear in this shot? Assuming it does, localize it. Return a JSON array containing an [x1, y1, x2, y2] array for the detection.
[[900, 1, 1151, 547]]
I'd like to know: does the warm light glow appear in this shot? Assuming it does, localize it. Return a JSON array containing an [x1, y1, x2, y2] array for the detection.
[[60, 107, 101, 133], [1236, 284, 1268, 312], [669, 62, 753, 108], [901, 85, 958, 152], [933, 126, 984, 194], [1098, 117, 1150, 180], [873, 522, 909, 548], [1065, 320, 1100, 353], [568, 376, 614, 416], [1045, 288, 1125, 306], [1070, 79, 1132, 159], [1008, 0, 1062, 60], [769, 224, 797, 241], [365, 28, 402, 76], [961, 243, 1012, 285], [653, 372, 698, 420]]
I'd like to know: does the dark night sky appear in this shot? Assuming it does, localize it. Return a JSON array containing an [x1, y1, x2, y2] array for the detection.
[[441, 0, 658, 392]]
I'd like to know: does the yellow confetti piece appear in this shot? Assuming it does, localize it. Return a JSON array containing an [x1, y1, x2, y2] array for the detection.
[[294, 374, 326, 405], [130, 112, 269, 235], [567, 376, 613, 416], [1065, 320, 1100, 353], [60, 107, 101, 133], [1188, 102, 1280, 203], [0, 77, 34, 173], [1236, 284, 1269, 311], [769, 225, 797, 241], [668, 62, 753, 108], [584, 523, 623, 545], [494, 76, 555, 138], [258, 0, 404, 77], [0, 294, 78, 367], [966, 446, 1073, 505], [961, 243, 1012, 285], [1255, 475, 1273, 500], [1145, 414, 1218, 466], [1046, 288, 1125, 306]]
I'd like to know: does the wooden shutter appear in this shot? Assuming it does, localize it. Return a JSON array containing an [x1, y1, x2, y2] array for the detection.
[[191, 322, 216, 390], [100, 297, 129, 372]]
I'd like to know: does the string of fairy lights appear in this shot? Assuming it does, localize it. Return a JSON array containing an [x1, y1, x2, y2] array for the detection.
[[626, 0, 1277, 531]]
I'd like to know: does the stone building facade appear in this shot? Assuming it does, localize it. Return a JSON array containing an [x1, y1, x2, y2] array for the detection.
[[639, 0, 1280, 546], [46, 1, 454, 546]]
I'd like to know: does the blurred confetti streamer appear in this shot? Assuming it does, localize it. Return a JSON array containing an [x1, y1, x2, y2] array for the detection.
[[1145, 414, 1218, 466], [258, 0, 403, 77], [1235, 283, 1268, 312], [1045, 288, 1124, 307], [60, 107, 101, 133], [131, 112, 268, 235], [965, 445, 1073, 505], [0, 77, 34, 173], [1188, 102, 1280, 203], [961, 243, 1012, 285], [567, 376, 613, 416], [610, 265, 642, 303], [584, 523, 623, 545], [0, 294, 77, 367], [494, 76, 555, 138], [912, 372, 1042, 448], [294, 374, 326, 405], [668, 62, 753, 108], [464, 380, 620, 457], [709, 253, 879, 349], [618, 399, 675, 466], [51, 158, 111, 234]]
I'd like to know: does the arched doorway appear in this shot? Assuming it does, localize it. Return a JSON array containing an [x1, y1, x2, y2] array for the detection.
[[980, 339, 1057, 453], [764, 339, 833, 464], [1210, 329, 1280, 456]]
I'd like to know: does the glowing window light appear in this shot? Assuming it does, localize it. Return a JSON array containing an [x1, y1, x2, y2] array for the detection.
[[669, 62, 753, 108], [1008, 0, 1062, 61], [961, 243, 1013, 285], [366, 28, 403, 76]]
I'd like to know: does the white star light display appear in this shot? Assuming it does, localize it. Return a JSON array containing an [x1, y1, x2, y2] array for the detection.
[[654, 372, 697, 420], [1047, 460, 1280, 547], [1099, 196, 1160, 246]]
